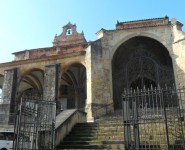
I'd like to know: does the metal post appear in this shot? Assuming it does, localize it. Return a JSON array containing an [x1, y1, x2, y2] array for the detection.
[[13, 97, 22, 150], [133, 90, 140, 149], [123, 90, 131, 149], [161, 87, 170, 150]]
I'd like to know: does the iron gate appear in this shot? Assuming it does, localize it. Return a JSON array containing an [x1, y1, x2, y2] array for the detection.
[[14, 97, 56, 150], [122, 85, 185, 150]]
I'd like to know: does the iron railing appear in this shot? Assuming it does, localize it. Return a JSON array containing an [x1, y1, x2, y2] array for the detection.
[[14, 97, 56, 150], [122, 85, 185, 150]]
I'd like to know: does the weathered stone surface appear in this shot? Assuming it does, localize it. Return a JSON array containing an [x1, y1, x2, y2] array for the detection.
[[172, 18, 185, 88], [0, 17, 185, 121], [53, 22, 87, 47], [0, 68, 19, 124], [43, 63, 61, 101]]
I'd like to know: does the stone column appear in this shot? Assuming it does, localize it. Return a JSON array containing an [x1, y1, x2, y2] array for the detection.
[[85, 41, 114, 121], [171, 18, 185, 88], [85, 45, 94, 121], [0, 68, 19, 124], [43, 63, 61, 101]]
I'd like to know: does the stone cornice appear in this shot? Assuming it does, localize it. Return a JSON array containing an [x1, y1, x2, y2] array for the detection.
[[0, 51, 86, 68], [116, 17, 170, 30], [102, 24, 171, 34]]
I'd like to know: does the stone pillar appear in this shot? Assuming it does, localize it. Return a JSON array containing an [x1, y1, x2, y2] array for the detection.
[[43, 63, 61, 101], [85, 41, 114, 121], [171, 18, 185, 88], [0, 68, 19, 124], [85, 45, 94, 121], [171, 18, 185, 111]]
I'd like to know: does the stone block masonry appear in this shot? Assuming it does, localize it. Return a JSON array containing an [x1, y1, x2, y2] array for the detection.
[[43, 63, 61, 101], [0, 68, 19, 124]]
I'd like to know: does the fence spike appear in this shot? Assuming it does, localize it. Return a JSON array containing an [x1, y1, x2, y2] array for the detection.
[[130, 87, 133, 94], [143, 85, 146, 91], [147, 87, 150, 92], [151, 84, 153, 90], [137, 86, 139, 92], [165, 84, 168, 91]]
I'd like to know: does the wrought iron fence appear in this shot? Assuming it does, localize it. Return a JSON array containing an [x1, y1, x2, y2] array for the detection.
[[14, 96, 56, 150], [122, 85, 185, 150]]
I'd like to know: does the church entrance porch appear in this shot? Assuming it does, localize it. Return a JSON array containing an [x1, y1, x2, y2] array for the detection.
[[59, 63, 86, 111], [112, 36, 175, 109]]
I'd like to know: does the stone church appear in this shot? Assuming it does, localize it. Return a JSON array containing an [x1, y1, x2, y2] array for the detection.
[[0, 16, 185, 122]]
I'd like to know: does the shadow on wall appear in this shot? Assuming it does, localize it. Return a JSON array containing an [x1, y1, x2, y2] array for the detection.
[[112, 36, 176, 109]]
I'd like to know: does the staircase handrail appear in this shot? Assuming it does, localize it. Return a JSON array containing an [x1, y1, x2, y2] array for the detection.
[[55, 109, 87, 146]]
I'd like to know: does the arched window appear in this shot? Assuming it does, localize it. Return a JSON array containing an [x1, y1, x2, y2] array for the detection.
[[66, 29, 72, 35]]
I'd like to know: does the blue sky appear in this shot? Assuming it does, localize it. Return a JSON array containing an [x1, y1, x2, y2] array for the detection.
[[0, 0, 184, 63]]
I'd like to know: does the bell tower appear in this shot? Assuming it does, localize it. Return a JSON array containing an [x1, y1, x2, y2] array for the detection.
[[53, 22, 87, 47]]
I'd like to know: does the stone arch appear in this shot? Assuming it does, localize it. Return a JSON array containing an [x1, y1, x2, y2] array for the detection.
[[62, 61, 86, 73], [21, 68, 44, 78], [110, 32, 172, 61], [18, 68, 44, 99], [59, 62, 86, 110], [112, 35, 175, 109]]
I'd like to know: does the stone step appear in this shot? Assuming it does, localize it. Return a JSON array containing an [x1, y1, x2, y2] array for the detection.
[[95, 117, 123, 121], [64, 136, 124, 141], [75, 122, 123, 128], [71, 127, 124, 132], [70, 130, 124, 135], [61, 141, 103, 145], [74, 123, 124, 126], [56, 111, 126, 150], [60, 149, 104, 150], [56, 145, 104, 149], [72, 127, 124, 131], [66, 133, 124, 138]]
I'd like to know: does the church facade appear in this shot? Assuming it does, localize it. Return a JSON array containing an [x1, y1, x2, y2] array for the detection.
[[0, 16, 185, 121]]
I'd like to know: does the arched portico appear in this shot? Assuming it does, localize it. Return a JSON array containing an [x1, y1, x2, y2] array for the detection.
[[59, 63, 86, 110], [18, 68, 44, 99], [112, 36, 175, 109]]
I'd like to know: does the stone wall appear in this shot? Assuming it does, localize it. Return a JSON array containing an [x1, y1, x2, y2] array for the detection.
[[0, 52, 87, 121], [13, 45, 85, 61], [0, 18, 185, 122], [0, 52, 86, 76], [0, 68, 19, 124], [172, 19, 185, 88], [43, 63, 61, 101], [89, 40, 114, 117], [89, 22, 179, 118]]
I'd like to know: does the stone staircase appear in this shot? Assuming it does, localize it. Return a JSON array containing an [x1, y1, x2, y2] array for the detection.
[[56, 111, 125, 150]]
